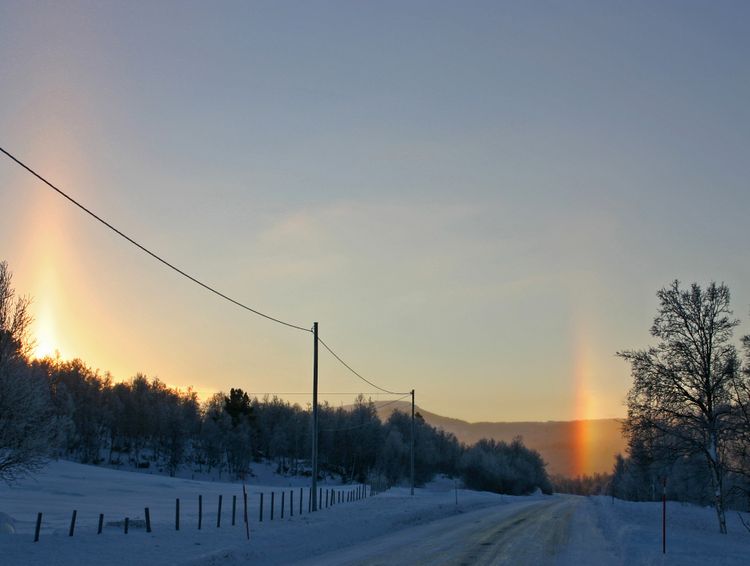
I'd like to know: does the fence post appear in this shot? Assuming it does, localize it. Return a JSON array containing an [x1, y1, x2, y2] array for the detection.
[[271, 492, 275, 520], [145, 507, 152, 533], [68, 509, 78, 537], [259, 493, 264, 522], [662, 477, 667, 554], [299, 487, 303, 515], [243, 485, 249, 540], [97, 513, 104, 535], [290, 490, 294, 517], [34, 512, 42, 542], [217, 495, 223, 528], [308, 487, 312, 512], [232, 494, 237, 526], [325, 489, 329, 508], [198, 495, 203, 530], [176, 498, 180, 531], [281, 491, 285, 519], [68, 510, 77, 537], [124, 517, 129, 535]]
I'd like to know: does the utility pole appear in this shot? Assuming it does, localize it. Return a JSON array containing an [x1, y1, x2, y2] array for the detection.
[[410, 389, 415, 496], [311, 322, 319, 512]]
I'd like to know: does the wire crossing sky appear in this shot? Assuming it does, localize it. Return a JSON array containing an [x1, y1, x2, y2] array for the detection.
[[0, 146, 311, 333], [1, 1, 749, 422], [1, 144, 410, 399]]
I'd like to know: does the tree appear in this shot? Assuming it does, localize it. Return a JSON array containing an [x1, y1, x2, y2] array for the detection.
[[459, 437, 551, 495], [0, 260, 32, 367], [618, 281, 740, 533], [0, 261, 58, 483], [725, 334, 750, 496]]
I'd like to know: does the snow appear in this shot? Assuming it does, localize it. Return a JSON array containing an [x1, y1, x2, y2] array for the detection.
[[574, 496, 750, 565], [1, 460, 748, 565]]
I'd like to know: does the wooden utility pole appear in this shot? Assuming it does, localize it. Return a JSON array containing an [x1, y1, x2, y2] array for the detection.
[[411, 389, 415, 496], [312, 322, 319, 512]]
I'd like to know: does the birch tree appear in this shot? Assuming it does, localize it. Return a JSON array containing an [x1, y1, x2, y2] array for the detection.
[[618, 281, 739, 533]]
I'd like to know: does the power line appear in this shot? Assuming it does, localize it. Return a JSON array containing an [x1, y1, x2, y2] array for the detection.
[[247, 392, 405, 396], [317, 336, 409, 396], [1, 145, 413, 397], [0, 146, 310, 333]]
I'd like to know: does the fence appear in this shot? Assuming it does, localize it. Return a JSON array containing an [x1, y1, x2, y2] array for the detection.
[[31, 483, 375, 543]]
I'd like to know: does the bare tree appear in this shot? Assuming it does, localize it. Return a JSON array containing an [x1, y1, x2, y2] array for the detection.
[[0, 260, 33, 367], [618, 281, 740, 534], [0, 261, 56, 483]]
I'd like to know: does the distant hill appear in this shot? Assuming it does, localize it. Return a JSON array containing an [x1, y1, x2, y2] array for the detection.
[[374, 401, 625, 477]]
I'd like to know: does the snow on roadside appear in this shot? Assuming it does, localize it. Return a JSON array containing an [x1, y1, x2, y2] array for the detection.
[[0, 460, 507, 565], [586, 495, 749, 565]]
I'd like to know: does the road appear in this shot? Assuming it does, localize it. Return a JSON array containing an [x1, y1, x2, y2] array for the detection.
[[294, 496, 611, 566]]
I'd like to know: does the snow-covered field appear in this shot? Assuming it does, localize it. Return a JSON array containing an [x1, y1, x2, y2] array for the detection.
[[1, 460, 748, 565]]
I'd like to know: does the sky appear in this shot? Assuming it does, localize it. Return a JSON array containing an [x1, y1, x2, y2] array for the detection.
[[1, 1, 749, 423]]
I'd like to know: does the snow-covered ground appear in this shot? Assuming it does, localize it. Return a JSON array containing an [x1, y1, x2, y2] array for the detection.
[[1, 460, 748, 565]]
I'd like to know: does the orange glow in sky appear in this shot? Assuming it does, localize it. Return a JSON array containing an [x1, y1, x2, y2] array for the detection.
[[572, 317, 596, 477]]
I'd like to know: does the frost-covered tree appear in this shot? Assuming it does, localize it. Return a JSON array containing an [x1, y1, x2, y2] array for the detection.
[[0, 261, 58, 483], [459, 437, 551, 495], [619, 281, 740, 533]]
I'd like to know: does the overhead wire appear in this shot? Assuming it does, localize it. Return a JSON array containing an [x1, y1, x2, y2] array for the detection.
[[1, 145, 413, 396], [246, 392, 403, 396], [0, 146, 310, 333], [317, 336, 410, 396]]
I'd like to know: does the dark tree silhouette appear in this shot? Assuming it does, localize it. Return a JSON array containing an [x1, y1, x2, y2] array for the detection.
[[0, 261, 58, 483], [618, 281, 740, 533]]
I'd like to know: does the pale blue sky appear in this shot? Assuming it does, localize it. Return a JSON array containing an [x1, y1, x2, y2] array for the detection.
[[1, 1, 749, 421]]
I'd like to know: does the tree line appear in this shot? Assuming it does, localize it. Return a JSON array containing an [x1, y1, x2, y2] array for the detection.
[[0, 260, 551, 495]]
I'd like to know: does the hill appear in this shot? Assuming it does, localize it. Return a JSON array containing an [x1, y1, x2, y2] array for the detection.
[[375, 401, 625, 477]]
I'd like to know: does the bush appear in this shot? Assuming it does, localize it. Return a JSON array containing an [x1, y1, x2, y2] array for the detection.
[[459, 437, 552, 495]]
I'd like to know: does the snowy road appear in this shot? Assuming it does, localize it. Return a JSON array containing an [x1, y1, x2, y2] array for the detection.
[[295, 497, 599, 566]]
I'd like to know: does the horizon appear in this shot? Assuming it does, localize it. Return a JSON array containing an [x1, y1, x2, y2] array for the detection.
[[2, 1, 750, 430]]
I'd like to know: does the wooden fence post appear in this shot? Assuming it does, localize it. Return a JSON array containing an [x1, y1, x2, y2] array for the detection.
[[299, 487, 303, 515], [290, 489, 294, 517], [145, 507, 152, 533], [281, 491, 285, 519], [97, 513, 104, 535], [232, 495, 237, 526], [34, 512, 42, 542], [259, 492, 264, 522], [176, 498, 180, 530], [308, 487, 312, 512], [124, 517, 129, 534], [243, 486, 249, 540], [271, 492, 275, 521], [68, 510, 77, 537], [217, 495, 223, 528], [198, 495, 203, 529]]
